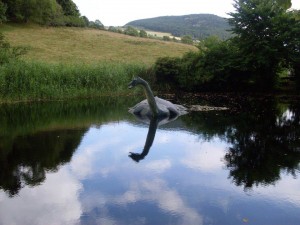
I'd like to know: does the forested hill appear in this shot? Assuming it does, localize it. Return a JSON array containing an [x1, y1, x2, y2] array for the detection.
[[126, 14, 232, 40]]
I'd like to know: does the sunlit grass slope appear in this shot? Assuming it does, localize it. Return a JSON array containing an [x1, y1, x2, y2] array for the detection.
[[0, 23, 197, 65]]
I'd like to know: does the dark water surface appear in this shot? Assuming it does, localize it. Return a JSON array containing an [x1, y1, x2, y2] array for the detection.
[[0, 96, 299, 225]]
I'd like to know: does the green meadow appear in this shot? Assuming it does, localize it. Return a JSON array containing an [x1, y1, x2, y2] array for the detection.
[[0, 24, 197, 103], [1, 23, 196, 65]]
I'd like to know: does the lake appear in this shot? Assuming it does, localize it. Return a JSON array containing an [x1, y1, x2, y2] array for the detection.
[[0, 95, 299, 225]]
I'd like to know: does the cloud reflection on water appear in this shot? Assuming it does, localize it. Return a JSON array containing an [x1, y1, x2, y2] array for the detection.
[[72, 122, 300, 224], [1, 120, 300, 225], [0, 167, 82, 225]]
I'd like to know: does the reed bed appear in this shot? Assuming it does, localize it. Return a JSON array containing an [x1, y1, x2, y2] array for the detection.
[[0, 61, 147, 102]]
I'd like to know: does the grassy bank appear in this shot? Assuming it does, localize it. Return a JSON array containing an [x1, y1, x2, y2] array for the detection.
[[0, 23, 197, 65], [0, 23, 197, 103], [0, 60, 148, 102]]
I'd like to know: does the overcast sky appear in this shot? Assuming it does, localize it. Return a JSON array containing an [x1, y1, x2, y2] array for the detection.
[[73, 0, 300, 26]]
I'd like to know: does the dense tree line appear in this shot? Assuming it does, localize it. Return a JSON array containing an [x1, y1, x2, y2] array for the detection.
[[154, 0, 300, 91], [0, 0, 104, 28]]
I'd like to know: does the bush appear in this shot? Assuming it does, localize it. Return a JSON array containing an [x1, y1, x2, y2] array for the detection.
[[154, 57, 181, 86], [0, 1, 7, 23], [124, 26, 139, 37], [154, 37, 252, 91], [181, 35, 193, 45], [139, 30, 147, 38]]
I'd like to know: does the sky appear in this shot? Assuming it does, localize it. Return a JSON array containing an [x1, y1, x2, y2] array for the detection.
[[73, 0, 300, 26]]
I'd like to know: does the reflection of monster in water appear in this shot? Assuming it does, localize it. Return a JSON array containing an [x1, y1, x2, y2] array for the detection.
[[0, 129, 86, 197], [129, 118, 159, 162]]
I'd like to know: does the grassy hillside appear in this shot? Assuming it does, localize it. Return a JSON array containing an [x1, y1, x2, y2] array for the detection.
[[126, 14, 232, 40], [0, 23, 197, 103], [0, 23, 197, 65]]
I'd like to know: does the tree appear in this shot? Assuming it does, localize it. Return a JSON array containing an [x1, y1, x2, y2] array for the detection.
[[81, 16, 89, 27], [228, 0, 300, 89], [124, 26, 139, 36], [181, 35, 193, 44], [139, 29, 147, 38], [0, 1, 7, 23], [1, 0, 64, 24], [277, 0, 291, 9], [163, 36, 171, 41], [89, 19, 104, 29], [56, 0, 79, 17]]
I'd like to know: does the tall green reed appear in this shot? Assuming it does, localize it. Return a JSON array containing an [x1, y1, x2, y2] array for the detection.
[[0, 60, 147, 102]]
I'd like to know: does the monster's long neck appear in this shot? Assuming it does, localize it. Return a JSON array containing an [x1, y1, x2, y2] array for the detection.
[[140, 80, 159, 117]]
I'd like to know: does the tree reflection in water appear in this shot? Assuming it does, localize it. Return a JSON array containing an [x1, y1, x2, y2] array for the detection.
[[224, 100, 300, 189], [182, 97, 300, 189], [0, 129, 85, 197], [1, 96, 299, 197], [0, 97, 135, 197]]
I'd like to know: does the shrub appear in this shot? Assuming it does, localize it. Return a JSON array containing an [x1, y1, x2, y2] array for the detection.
[[154, 37, 252, 91], [0, 1, 7, 23], [154, 57, 181, 86], [124, 26, 139, 37], [139, 30, 147, 38]]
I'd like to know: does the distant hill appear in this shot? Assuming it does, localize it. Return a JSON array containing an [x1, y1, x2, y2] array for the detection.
[[126, 14, 232, 40]]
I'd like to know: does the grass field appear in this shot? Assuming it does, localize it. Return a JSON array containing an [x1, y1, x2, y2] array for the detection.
[[0, 23, 196, 65], [0, 23, 197, 103]]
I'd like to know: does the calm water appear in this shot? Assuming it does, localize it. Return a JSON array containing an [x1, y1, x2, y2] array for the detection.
[[0, 96, 299, 225]]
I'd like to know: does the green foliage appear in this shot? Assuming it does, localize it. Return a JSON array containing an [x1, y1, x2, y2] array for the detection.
[[154, 56, 181, 86], [154, 37, 250, 91], [56, 0, 79, 17], [154, 0, 300, 92], [0, 1, 7, 23], [88, 19, 104, 29], [124, 26, 139, 37], [2, 0, 64, 24], [229, 0, 300, 89], [181, 35, 193, 44], [0, 61, 147, 102], [277, 0, 292, 9], [1, 0, 90, 27], [108, 26, 123, 33], [163, 36, 171, 41], [81, 16, 89, 27], [139, 29, 147, 38], [126, 14, 232, 40]]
